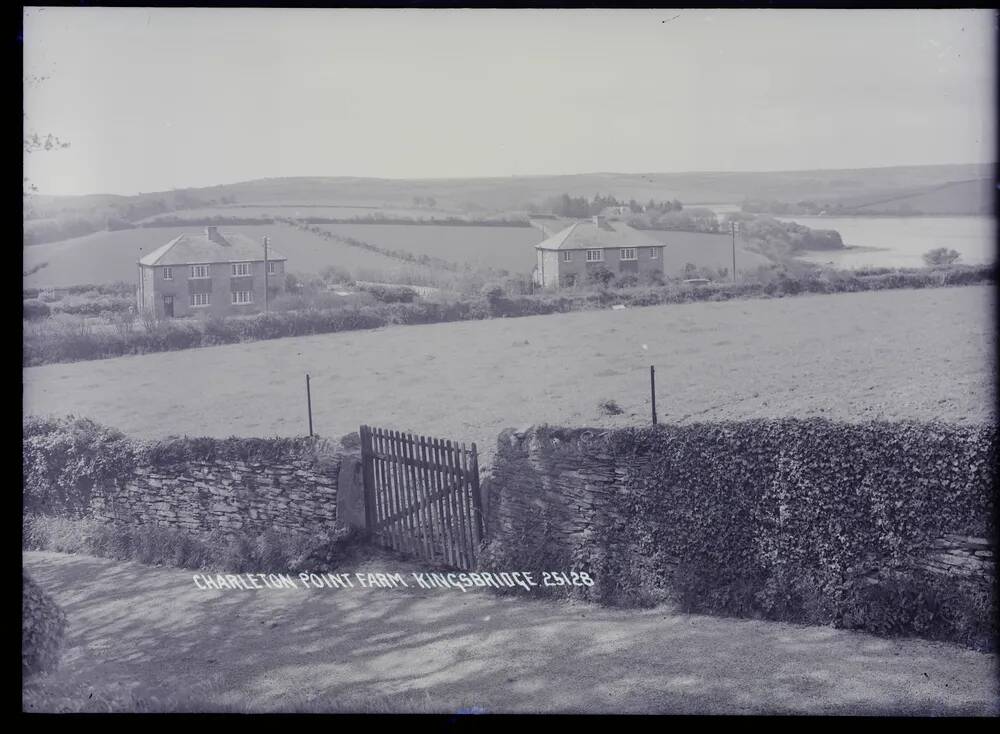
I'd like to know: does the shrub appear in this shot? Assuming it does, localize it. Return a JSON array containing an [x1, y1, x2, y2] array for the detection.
[[598, 398, 624, 416], [23, 416, 139, 517], [358, 284, 418, 304], [586, 266, 616, 287], [23, 570, 68, 678], [320, 265, 353, 284], [923, 247, 961, 266], [23, 299, 51, 320]]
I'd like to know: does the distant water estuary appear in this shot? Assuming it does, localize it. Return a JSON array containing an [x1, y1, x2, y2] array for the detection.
[[700, 205, 996, 269]]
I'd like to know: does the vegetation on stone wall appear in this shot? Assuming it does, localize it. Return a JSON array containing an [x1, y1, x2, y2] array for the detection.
[[23, 416, 339, 517], [483, 420, 997, 650]]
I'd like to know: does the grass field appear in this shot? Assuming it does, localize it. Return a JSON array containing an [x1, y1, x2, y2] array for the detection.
[[320, 223, 544, 273], [22, 286, 994, 468], [319, 223, 771, 276], [24, 215, 773, 289], [22, 223, 440, 289]]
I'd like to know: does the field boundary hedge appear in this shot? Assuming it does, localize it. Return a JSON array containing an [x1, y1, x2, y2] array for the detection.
[[23, 263, 996, 367], [482, 420, 997, 650]]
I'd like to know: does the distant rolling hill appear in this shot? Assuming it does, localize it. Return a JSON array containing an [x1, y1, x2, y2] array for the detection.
[[835, 178, 994, 215], [28, 163, 993, 217]]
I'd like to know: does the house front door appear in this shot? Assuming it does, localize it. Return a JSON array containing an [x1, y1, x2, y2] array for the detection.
[[163, 295, 174, 318]]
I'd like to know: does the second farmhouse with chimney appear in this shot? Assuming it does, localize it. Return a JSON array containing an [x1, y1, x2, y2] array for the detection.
[[533, 215, 665, 288]]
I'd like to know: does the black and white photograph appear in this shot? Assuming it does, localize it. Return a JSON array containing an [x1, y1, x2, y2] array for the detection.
[[21, 6, 998, 715]]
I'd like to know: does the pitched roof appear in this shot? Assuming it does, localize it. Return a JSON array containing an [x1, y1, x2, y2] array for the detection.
[[534, 220, 664, 251], [138, 230, 287, 266]]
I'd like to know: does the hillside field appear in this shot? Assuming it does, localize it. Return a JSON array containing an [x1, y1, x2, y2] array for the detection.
[[23, 286, 994, 468], [22, 223, 441, 288], [24, 218, 771, 288], [137, 204, 469, 223], [320, 223, 544, 273]]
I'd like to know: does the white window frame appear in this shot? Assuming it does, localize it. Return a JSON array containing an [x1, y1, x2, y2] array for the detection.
[[232, 262, 253, 277], [586, 249, 604, 262], [620, 248, 637, 261], [267, 261, 277, 275], [649, 248, 658, 259], [190, 292, 211, 307], [231, 290, 254, 305], [562, 251, 572, 262], [162, 266, 173, 280], [189, 264, 211, 279]]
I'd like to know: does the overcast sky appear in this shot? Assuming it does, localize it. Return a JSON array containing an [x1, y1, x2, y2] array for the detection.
[[23, 7, 997, 197]]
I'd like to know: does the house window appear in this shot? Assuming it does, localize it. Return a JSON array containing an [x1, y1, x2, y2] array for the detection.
[[649, 248, 658, 259], [190, 293, 211, 307], [620, 248, 637, 261], [586, 249, 604, 262], [562, 251, 572, 262], [232, 262, 253, 277], [162, 267, 173, 280], [190, 264, 211, 279], [267, 261, 277, 275], [232, 290, 254, 305]]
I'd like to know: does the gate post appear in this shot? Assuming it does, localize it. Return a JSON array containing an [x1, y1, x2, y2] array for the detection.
[[335, 446, 367, 533], [359, 425, 376, 537]]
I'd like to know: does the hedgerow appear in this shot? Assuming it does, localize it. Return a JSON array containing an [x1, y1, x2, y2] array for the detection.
[[483, 419, 997, 649], [22, 263, 996, 367]]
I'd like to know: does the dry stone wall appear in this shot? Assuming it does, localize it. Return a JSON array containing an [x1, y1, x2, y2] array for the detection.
[[91, 456, 342, 538]]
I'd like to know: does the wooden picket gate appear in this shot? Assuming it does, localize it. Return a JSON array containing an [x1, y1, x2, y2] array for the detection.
[[359, 425, 484, 570]]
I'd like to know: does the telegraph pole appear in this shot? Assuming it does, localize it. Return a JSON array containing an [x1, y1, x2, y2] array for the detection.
[[263, 235, 269, 313]]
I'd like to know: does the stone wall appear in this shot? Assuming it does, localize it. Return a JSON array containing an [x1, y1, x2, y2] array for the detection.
[[918, 534, 995, 580], [485, 424, 995, 591], [91, 455, 343, 539]]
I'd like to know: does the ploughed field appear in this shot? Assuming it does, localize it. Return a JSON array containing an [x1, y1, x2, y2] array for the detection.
[[22, 286, 994, 468]]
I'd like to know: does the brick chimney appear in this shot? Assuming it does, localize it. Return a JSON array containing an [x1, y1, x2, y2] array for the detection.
[[593, 215, 606, 228], [205, 226, 227, 245]]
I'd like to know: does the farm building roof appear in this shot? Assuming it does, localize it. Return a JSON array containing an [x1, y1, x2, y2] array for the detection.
[[534, 219, 665, 251], [138, 229, 287, 266]]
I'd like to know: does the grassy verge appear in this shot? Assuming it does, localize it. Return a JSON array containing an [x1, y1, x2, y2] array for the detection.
[[23, 515, 365, 574]]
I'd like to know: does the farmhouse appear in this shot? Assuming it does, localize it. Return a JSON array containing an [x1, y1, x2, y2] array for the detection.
[[533, 215, 665, 288], [137, 227, 287, 318]]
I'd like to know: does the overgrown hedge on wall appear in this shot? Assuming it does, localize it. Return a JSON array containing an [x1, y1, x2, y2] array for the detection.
[[481, 420, 997, 650], [23, 415, 338, 517]]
